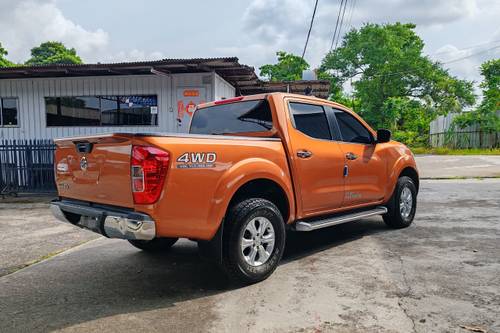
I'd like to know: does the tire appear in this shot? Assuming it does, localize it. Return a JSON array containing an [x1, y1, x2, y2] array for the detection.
[[128, 237, 178, 252], [222, 198, 286, 285], [383, 176, 417, 228]]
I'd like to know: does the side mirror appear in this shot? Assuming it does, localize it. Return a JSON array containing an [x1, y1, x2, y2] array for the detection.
[[376, 129, 391, 143]]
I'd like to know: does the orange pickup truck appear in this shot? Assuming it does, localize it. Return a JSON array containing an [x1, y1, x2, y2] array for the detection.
[[51, 93, 418, 284]]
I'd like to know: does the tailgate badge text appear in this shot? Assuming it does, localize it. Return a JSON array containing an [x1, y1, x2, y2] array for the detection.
[[176, 152, 217, 169]]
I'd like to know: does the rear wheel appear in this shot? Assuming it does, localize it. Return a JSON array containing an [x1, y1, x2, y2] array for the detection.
[[222, 198, 286, 285], [383, 176, 417, 228], [128, 237, 178, 252]]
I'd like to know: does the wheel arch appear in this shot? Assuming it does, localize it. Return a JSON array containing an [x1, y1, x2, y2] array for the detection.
[[227, 178, 291, 224], [399, 166, 419, 193], [207, 158, 295, 240]]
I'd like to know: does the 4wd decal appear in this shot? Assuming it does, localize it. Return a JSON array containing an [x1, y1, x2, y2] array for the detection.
[[176, 152, 217, 169]]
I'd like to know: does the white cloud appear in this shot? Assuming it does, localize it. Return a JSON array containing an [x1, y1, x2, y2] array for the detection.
[[0, 0, 108, 63], [220, 0, 498, 81], [0, 0, 165, 64], [101, 50, 166, 63], [433, 35, 500, 85]]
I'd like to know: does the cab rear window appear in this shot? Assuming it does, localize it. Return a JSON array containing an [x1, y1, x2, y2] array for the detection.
[[190, 99, 273, 135]]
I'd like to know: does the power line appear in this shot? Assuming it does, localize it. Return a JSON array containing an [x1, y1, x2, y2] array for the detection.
[[348, 44, 500, 80], [430, 39, 500, 57], [442, 44, 500, 65], [302, 0, 320, 59], [329, 0, 345, 51], [346, 0, 357, 30], [333, 0, 349, 51]]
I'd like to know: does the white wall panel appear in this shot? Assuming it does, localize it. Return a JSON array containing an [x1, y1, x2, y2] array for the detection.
[[0, 72, 232, 140], [214, 73, 236, 100]]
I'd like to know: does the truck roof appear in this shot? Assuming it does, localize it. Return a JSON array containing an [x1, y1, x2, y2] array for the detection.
[[197, 92, 324, 109]]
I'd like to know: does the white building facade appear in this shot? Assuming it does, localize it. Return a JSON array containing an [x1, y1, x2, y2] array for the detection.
[[0, 57, 330, 142], [0, 72, 234, 141]]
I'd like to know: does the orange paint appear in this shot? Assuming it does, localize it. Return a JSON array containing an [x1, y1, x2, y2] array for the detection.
[[54, 93, 418, 241]]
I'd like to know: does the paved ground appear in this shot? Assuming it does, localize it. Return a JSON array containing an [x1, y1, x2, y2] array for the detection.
[[415, 155, 500, 179], [0, 197, 98, 277], [0, 179, 499, 333]]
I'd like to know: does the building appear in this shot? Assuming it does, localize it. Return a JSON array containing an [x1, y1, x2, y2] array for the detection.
[[0, 57, 329, 141]]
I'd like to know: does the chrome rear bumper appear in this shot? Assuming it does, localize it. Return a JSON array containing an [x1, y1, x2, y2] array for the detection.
[[50, 200, 156, 240]]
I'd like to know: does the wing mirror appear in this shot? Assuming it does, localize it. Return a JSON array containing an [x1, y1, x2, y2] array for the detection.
[[376, 129, 391, 143]]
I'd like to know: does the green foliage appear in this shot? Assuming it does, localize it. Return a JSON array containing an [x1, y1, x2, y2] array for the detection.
[[453, 59, 500, 133], [25, 41, 82, 65], [318, 23, 475, 146], [0, 42, 14, 67], [259, 51, 309, 81]]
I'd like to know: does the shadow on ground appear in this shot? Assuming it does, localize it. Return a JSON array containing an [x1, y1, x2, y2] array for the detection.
[[0, 218, 390, 332]]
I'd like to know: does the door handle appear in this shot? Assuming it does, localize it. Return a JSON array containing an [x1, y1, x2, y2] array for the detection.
[[346, 152, 358, 160], [297, 150, 313, 159]]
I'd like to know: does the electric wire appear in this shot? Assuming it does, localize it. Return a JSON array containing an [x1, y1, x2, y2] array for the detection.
[[329, 0, 345, 51], [333, 0, 349, 51], [302, 0, 320, 59]]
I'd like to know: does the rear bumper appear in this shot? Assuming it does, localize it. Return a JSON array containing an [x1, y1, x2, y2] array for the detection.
[[50, 199, 156, 240]]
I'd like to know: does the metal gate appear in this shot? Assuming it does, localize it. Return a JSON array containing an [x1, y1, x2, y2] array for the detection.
[[0, 139, 56, 195]]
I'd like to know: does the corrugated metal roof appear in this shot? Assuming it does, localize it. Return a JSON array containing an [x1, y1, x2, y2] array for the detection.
[[0, 57, 330, 99], [0, 57, 259, 87]]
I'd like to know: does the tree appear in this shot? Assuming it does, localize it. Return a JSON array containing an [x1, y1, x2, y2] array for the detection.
[[25, 41, 82, 65], [319, 23, 475, 146], [453, 59, 500, 134], [260, 51, 309, 81], [0, 42, 14, 67]]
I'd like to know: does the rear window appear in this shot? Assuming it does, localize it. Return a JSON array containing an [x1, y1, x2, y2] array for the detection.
[[190, 100, 273, 135]]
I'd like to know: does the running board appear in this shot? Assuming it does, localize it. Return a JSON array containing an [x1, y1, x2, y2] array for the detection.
[[294, 206, 388, 232]]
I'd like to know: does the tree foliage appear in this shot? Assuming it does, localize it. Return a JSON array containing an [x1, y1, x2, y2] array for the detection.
[[25, 41, 82, 65], [260, 51, 309, 81], [453, 59, 500, 133], [319, 23, 475, 146], [0, 42, 14, 67]]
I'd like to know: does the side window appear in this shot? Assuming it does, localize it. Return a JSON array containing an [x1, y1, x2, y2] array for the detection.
[[289, 102, 331, 140], [0, 97, 19, 127], [334, 110, 373, 144]]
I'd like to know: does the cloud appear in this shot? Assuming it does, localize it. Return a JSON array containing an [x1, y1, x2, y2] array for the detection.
[[0, 0, 108, 63], [219, 0, 498, 81], [433, 35, 500, 85], [0, 0, 164, 64]]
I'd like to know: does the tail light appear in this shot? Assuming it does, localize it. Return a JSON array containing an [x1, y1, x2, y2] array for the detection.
[[131, 145, 170, 204]]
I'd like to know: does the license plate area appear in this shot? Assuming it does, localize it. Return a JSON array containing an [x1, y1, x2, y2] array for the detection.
[[77, 215, 104, 234]]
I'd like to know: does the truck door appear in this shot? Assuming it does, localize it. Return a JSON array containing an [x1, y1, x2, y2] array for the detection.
[[330, 108, 386, 207], [286, 101, 345, 218]]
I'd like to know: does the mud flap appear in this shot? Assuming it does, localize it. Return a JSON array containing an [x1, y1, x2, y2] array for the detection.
[[198, 219, 224, 266]]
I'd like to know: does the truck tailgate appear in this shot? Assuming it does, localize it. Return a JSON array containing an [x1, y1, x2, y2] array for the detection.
[[54, 134, 134, 208]]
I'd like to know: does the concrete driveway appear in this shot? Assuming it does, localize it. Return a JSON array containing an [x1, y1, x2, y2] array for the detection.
[[415, 155, 500, 179], [1, 179, 499, 333]]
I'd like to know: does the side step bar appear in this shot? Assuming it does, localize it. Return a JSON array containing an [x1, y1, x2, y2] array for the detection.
[[295, 206, 388, 232]]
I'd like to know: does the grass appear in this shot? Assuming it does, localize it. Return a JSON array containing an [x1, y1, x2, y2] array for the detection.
[[410, 147, 500, 155]]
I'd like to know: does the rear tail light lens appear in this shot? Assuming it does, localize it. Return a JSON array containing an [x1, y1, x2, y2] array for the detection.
[[131, 145, 170, 204]]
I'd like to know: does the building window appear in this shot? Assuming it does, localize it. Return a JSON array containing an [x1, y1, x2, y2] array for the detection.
[[45, 95, 158, 127], [0, 97, 19, 127]]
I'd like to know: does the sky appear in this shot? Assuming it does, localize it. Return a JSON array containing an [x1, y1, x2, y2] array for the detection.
[[0, 0, 499, 87]]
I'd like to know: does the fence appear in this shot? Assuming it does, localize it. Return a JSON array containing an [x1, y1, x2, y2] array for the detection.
[[0, 139, 56, 195], [429, 131, 499, 149], [429, 113, 500, 149]]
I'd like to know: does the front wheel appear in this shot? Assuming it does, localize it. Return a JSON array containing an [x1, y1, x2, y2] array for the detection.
[[222, 198, 286, 285], [128, 237, 178, 252], [383, 176, 417, 228]]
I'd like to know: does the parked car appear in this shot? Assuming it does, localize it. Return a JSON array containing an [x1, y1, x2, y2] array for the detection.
[[51, 93, 419, 284]]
